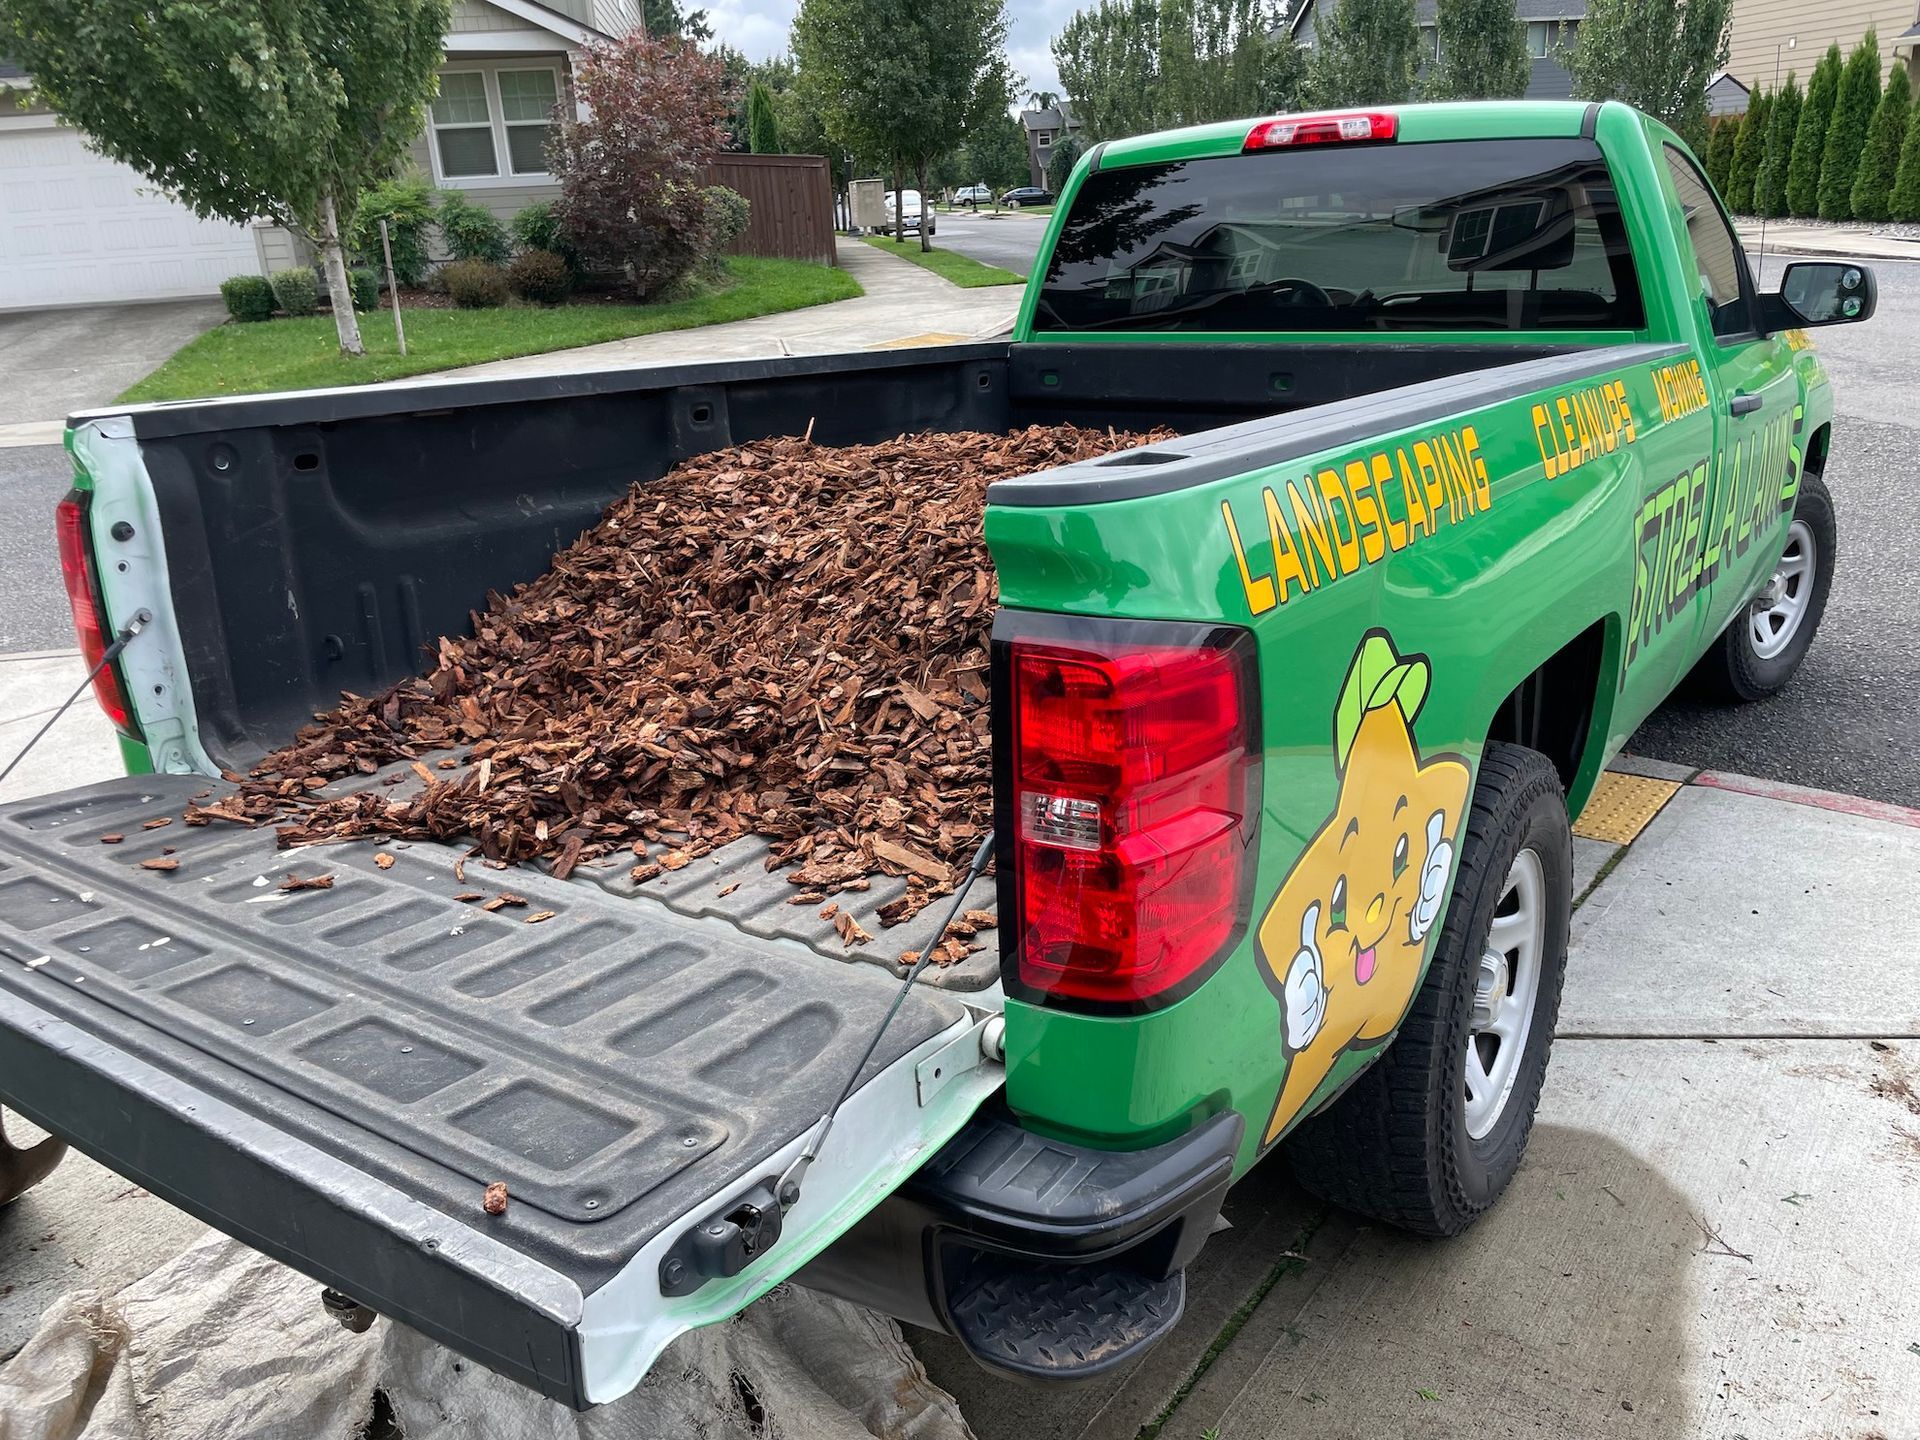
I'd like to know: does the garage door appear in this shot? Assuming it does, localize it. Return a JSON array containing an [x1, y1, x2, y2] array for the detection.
[[0, 121, 259, 309]]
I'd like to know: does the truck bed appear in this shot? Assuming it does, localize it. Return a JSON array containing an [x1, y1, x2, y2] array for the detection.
[[0, 773, 974, 1402]]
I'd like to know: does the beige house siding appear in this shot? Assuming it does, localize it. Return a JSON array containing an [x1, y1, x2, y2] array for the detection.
[[450, 0, 545, 34], [405, 131, 561, 231], [1724, 0, 1920, 90]]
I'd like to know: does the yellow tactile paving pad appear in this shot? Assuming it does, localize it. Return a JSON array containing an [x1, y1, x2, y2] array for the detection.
[[1573, 772, 1684, 845], [873, 331, 969, 349]]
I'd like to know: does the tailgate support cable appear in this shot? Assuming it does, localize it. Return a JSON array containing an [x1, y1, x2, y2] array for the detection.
[[0, 610, 151, 788], [775, 829, 996, 1212]]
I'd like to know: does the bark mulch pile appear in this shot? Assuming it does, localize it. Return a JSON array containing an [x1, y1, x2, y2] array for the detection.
[[193, 423, 1169, 940]]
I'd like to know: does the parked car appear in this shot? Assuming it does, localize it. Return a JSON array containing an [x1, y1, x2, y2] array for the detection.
[[999, 186, 1054, 207], [876, 188, 935, 236], [953, 184, 993, 207], [14, 100, 1868, 1409]]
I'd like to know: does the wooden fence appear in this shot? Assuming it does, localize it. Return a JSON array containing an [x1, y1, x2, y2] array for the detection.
[[703, 154, 838, 266]]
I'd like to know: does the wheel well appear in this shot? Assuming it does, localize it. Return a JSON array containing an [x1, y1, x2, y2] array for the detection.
[[1804, 423, 1830, 477], [1485, 620, 1607, 794]]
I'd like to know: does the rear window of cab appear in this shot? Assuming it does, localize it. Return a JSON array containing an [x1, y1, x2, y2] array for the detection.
[[1034, 138, 1646, 335]]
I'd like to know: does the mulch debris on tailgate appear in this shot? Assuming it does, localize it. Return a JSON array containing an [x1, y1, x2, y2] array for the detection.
[[209, 425, 1170, 936]]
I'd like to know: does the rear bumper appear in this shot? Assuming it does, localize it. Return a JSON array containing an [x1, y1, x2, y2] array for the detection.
[[799, 1105, 1243, 1378]]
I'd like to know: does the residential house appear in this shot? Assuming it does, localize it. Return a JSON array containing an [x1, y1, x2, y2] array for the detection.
[[0, 0, 638, 311], [1289, 0, 1587, 99], [1706, 72, 1754, 115], [1021, 103, 1082, 190], [1722, 0, 1919, 95]]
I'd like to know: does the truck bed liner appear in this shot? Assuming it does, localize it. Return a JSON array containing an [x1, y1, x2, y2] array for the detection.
[[0, 775, 970, 1398]]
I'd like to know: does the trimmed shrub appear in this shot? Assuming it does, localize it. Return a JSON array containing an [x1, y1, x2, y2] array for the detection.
[[509, 199, 582, 273], [1704, 115, 1737, 196], [1851, 65, 1910, 221], [1725, 91, 1770, 215], [347, 174, 436, 287], [1787, 44, 1843, 217], [1754, 73, 1802, 219], [442, 259, 510, 308], [699, 185, 750, 277], [1893, 96, 1920, 219], [437, 192, 511, 265], [268, 265, 320, 316], [1818, 31, 1882, 220], [507, 248, 574, 305], [219, 274, 276, 323], [348, 267, 380, 311]]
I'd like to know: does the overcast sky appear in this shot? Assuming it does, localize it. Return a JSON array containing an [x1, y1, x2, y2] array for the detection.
[[703, 0, 1076, 105]]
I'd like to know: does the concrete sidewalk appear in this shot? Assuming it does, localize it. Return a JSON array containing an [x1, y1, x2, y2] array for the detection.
[[405, 237, 1022, 386], [919, 760, 1920, 1440], [1735, 219, 1920, 262]]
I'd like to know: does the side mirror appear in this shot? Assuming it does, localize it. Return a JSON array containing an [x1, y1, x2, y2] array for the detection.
[[1760, 261, 1876, 332]]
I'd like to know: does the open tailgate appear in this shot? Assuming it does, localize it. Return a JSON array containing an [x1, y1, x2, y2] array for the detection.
[[0, 775, 1002, 1407]]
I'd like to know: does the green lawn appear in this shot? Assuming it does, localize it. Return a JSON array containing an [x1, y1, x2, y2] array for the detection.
[[1007, 204, 1055, 217], [859, 236, 1025, 288], [119, 257, 862, 403]]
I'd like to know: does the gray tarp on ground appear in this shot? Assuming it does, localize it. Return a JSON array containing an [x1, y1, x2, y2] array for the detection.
[[0, 1230, 974, 1440]]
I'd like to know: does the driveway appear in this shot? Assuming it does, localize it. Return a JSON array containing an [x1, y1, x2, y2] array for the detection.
[[0, 300, 224, 430]]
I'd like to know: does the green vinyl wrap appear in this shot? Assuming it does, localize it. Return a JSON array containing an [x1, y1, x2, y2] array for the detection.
[[985, 99, 1833, 1178]]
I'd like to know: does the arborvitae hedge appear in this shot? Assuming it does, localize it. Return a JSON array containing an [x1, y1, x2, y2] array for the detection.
[[1786, 44, 1843, 217], [1817, 32, 1881, 220], [1704, 114, 1738, 194], [1851, 65, 1910, 220], [1726, 90, 1770, 213], [1754, 73, 1801, 218], [1893, 91, 1920, 219]]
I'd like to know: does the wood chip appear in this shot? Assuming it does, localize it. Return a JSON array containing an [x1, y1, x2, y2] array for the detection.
[[833, 910, 872, 948], [630, 862, 662, 883], [525, 909, 556, 924], [717, 882, 739, 897], [482, 1181, 509, 1216], [279, 872, 334, 891], [141, 816, 171, 830], [139, 857, 179, 872], [480, 892, 527, 912], [99, 834, 124, 845], [374, 852, 396, 869], [453, 891, 485, 903]]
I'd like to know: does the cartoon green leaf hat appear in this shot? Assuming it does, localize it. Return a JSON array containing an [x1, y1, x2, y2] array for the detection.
[[1334, 632, 1430, 773]]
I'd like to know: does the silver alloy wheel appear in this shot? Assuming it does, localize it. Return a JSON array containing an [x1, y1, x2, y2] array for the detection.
[[1464, 847, 1546, 1140], [1749, 519, 1815, 661]]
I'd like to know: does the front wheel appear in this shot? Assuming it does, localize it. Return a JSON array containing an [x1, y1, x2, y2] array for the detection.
[[1691, 470, 1836, 702], [1283, 743, 1571, 1237]]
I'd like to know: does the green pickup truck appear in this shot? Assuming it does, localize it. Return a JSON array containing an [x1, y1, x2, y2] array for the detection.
[[0, 99, 1872, 1406]]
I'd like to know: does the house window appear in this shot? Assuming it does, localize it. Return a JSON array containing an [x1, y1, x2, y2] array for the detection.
[[429, 66, 562, 185], [1037, 131, 1052, 149], [1526, 21, 1555, 58], [431, 71, 498, 179], [498, 68, 559, 176], [1421, 23, 1441, 61]]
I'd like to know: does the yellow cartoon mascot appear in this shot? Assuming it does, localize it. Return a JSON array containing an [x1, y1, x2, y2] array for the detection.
[[1258, 630, 1471, 1146]]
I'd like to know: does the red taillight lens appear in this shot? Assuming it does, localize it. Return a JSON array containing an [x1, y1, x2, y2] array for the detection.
[[1244, 110, 1398, 150], [1003, 622, 1260, 1008], [56, 493, 137, 735]]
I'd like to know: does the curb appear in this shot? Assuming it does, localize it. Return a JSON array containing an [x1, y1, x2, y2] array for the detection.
[[1692, 770, 1920, 830]]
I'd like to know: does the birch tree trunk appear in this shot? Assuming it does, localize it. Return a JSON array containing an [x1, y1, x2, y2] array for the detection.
[[317, 191, 365, 357]]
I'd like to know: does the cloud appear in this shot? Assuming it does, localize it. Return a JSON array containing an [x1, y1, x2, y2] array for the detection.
[[704, 0, 1070, 100]]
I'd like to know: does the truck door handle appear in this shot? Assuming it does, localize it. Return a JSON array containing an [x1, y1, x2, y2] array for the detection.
[[1729, 392, 1764, 416]]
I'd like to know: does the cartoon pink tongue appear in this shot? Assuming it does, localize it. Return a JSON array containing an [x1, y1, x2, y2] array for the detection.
[[1355, 947, 1377, 985]]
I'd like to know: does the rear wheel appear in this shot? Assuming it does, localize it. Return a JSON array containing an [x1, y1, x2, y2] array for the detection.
[[1283, 743, 1571, 1237], [1691, 470, 1835, 702]]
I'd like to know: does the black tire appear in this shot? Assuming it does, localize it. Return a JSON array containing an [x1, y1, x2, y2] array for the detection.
[[1283, 743, 1572, 1238], [1690, 469, 1836, 703]]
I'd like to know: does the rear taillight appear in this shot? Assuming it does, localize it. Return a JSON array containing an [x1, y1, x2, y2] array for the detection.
[[56, 492, 139, 735], [1244, 110, 1398, 150], [997, 616, 1260, 1010]]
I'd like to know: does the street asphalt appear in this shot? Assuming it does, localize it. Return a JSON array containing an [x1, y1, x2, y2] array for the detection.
[[0, 243, 1911, 799]]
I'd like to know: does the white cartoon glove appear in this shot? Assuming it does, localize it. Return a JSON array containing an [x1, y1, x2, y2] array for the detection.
[[1410, 809, 1453, 943], [1283, 902, 1328, 1052]]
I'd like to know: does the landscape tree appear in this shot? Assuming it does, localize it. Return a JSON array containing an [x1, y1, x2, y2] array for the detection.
[[1028, 89, 1062, 108], [1785, 42, 1842, 216], [1052, 0, 1299, 140], [1704, 114, 1737, 194], [746, 78, 783, 152], [1564, 0, 1730, 149], [1049, 132, 1087, 191], [1817, 31, 1881, 220], [1425, 0, 1531, 101], [1893, 85, 1920, 219], [550, 32, 732, 298], [1724, 89, 1769, 212], [956, 111, 1032, 203], [796, 0, 1015, 251], [643, 0, 713, 41], [1752, 71, 1800, 218], [1309, 0, 1421, 108], [0, 0, 448, 357], [1849, 53, 1907, 220]]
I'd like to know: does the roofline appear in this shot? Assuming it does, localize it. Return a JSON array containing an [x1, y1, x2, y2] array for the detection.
[[480, 0, 608, 44]]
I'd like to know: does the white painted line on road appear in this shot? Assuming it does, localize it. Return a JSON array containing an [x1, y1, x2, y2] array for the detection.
[[0, 420, 64, 449]]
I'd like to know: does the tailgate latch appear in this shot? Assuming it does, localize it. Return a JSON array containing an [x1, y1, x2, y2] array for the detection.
[[658, 1178, 784, 1297]]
